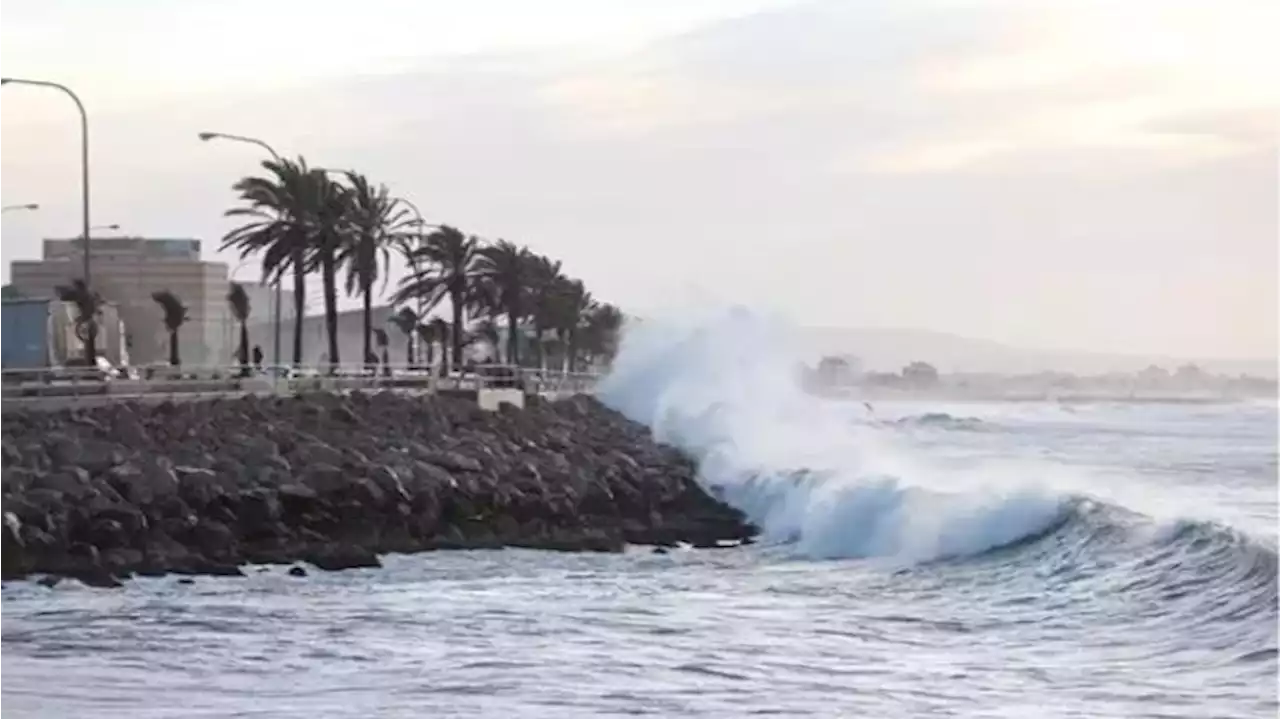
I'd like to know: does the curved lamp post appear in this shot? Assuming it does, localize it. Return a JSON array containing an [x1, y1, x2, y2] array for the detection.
[[2, 203, 39, 213], [198, 130, 284, 368], [3, 76, 96, 361]]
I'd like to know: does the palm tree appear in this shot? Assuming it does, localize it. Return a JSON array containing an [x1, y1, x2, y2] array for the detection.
[[548, 277, 592, 372], [151, 290, 189, 367], [474, 239, 531, 366], [227, 282, 252, 376], [222, 156, 319, 368], [54, 278, 102, 365], [415, 322, 436, 368], [525, 254, 564, 369], [471, 317, 502, 364], [389, 307, 418, 368], [415, 317, 451, 370], [339, 172, 413, 374], [304, 172, 351, 373], [394, 226, 481, 374], [581, 302, 624, 368]]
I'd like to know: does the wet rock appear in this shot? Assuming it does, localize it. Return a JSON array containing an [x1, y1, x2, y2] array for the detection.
[[288, 566, 307, 577], [1, 393, 757, 583]]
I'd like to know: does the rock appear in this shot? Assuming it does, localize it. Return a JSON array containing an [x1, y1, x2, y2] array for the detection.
[[0, 393, 758, 583], [304, 546, 382, 571], [424, 450, 483, 473], [288, 566, 307, 577]]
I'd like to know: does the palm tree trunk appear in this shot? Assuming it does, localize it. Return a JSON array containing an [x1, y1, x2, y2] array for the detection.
[[83, 321, 98, 366], [450, 288, 464, 375], [534, 322, 545, 370], [426, 340, 435, 368], [239, 321, 250, 377], [322, 251, 340, 374], [362, 285, 373, 374], [567, 330, 577, 373], [291, 251, 306, 367], [169, 329, 181, 367], [405, 335, 414, 368], [507, 311, 519, 367]]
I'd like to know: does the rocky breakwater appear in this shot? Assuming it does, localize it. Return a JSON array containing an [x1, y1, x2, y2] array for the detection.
[[1, 392, 755, 587]]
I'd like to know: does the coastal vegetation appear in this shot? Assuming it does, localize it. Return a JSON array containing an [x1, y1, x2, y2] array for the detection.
[[220, 158, 624, 372]]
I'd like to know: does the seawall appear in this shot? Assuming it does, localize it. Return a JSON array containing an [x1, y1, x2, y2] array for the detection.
[[1, 392, 756, 587]]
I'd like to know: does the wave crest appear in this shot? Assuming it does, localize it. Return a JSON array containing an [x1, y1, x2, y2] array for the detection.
[[598, 307, 1073, 563]]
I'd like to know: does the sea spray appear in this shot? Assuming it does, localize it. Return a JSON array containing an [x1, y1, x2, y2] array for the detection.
[[598, 306, 1070, 562]]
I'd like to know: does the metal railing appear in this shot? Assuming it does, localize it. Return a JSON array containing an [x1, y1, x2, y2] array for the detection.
[[0, 363, 602, 409]]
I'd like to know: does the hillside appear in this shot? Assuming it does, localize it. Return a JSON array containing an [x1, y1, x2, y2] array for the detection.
[[797, 326, 1277, 378]]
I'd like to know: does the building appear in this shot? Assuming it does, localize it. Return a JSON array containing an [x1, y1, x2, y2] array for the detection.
[[245, 304, 412, 369], [10, 237, 229, 367], [222, 280, 297, 367]]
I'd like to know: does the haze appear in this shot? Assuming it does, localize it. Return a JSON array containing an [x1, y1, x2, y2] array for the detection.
[[1, 0, 1275, 362]]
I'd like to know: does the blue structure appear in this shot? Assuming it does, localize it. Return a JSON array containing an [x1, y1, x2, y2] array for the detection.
[[2, 298, 52, 369]]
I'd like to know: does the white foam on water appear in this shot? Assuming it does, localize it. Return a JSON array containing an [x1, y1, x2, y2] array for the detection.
[[597, 306, 1071, 563]]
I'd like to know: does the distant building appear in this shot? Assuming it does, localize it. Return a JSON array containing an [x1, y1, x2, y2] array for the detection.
[[245, 305, 410, 369], [221, 281, 297, 366], [10, 237, 230, 367]]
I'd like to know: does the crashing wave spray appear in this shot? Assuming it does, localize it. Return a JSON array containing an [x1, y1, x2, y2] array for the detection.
[[597, 306, 1070, 562]]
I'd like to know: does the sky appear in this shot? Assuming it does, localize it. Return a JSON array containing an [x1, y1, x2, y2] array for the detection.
[[1, 0, 1276, 360]]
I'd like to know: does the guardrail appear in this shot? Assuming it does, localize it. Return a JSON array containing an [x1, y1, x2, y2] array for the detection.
[[0, 363, 602, 409]]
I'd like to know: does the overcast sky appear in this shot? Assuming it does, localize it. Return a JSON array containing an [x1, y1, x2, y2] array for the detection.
[[1, 0, 1275, 359]]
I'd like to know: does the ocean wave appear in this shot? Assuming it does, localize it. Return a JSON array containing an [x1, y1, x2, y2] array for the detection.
[[598, 307, 1275, 578]]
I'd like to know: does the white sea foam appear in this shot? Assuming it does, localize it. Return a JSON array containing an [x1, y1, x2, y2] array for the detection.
[[597, 306, 1071, 562]]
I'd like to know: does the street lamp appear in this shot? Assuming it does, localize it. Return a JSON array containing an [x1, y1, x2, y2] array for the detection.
[[3, 76, 96, 360], [198, 130, 284, 370], [2, 203, 39, 213], [197, 131, 281, 161], [90, 223, 120, 232]]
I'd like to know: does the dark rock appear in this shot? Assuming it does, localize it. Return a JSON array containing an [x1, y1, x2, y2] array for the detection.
[[305, 546, 382, 572], [0, 393, 757, 582], [288, 566, 307, 577]]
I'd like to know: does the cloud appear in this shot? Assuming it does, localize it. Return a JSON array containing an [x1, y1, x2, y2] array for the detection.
[[2, 0, 1274, 358]]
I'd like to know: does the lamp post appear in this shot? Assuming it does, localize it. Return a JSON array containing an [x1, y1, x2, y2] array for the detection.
[[90, 223, 120, 231], [2, 203, 39, 213], [3, 76, 95, 361], [198, 131, 284, 371]]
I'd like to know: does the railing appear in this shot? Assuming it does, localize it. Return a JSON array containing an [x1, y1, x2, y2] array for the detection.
[[0, 363, 602, 409]]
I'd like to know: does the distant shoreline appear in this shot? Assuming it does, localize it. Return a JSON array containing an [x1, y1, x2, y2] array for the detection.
[[812, 388, 1273, 405]]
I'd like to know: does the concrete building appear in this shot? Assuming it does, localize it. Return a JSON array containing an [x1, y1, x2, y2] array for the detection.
[[10, 237, 230, 367], [221, 280, 297, 367], [245, 304, 414, 369]]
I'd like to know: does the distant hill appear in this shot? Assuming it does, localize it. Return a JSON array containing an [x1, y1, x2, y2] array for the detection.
[[797, 326, 1277, 379]]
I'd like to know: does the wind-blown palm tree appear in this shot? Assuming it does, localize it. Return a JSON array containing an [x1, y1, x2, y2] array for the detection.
[[339, 172, 413, 373], [222, 156, 318, 368], [581, 302, 624, 368], [303, 173, 351, 373], [55, 278, 102, 365], [415, 322, 436, 368], [389, 307, 418, 368], [394, 226, 481, 374], [525, 254, 564, 369], [227, 282, 252, 376], [151, 290, 189, 367], [547, 277, 592, 372], [474, 239, 531, 366]]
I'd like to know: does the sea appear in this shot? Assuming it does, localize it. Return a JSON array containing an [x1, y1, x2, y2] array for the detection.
[[3, 310, 1277, 718]]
